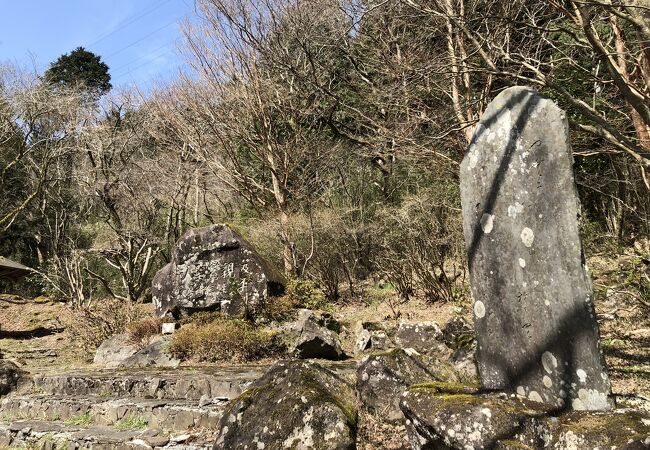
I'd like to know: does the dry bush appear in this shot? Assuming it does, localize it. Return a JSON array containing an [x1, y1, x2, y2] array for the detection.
[[258, 278, 332, 322], [259, 295, 299, 323], [285, 279, 329, 311], [179, 311, 226, 326], [64, 300, 151, 356], [126, 317, 165, 348], [168, 317, 280, 362], [373, 188, 465, 303]]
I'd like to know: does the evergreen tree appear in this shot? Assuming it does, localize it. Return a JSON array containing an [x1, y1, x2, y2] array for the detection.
[[44, 47, 111, 95]]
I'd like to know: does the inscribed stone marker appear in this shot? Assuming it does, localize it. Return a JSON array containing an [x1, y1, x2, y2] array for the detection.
[[460, 86, 611, 410]]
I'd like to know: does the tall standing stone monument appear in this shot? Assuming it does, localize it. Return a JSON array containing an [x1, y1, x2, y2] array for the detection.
[[460, 87, 611, 410]]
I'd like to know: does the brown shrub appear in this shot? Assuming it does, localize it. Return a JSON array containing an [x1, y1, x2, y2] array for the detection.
[[168, 318, 280, 362], [126, 317, 164, 348], [179, 311, 225, 327], [259, 295, 298, 322], [64, 300, 151, 356]]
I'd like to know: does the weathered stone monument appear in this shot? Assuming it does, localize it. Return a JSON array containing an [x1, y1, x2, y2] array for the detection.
[[460, 86, 611, 410], [152, 224, 285, 318]]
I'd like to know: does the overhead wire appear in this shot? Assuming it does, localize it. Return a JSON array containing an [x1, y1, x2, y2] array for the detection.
[[105, 18, 180, 58], [111, 40, 178, 74], [112, 47, 179, 81], [87, 0, 173, 48], [80, 0, 189, 85]]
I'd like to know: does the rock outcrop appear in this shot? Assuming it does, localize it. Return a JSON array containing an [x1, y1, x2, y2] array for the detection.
[[93, 334, 138, 368], [357, 349, 462, 422], [0, 360, 22, 396], [213, 359, 357, 449], [94, 334, 179, 369], [287, 309, 347, 360], [401, 386, 547, 449], [395, 322, 447, 355], [119, 337, 180, 369], [355, 322, 389, 354], [400, 385, 650, 449], [152, 224, 285, 318]]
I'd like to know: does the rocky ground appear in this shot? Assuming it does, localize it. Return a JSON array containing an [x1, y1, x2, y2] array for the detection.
[[0, 252, 646, 449]]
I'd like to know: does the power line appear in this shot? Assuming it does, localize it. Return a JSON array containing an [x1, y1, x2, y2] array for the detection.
[[111, 40, 178, 73], [114, 63, 183, 85], [112, 48, 178, 80], [88, 0, 173, 48], [105, 19, 180, 58]]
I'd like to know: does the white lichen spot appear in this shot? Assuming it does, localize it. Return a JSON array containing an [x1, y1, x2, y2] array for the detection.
[[507, 202, 524, 219], [468, 151, 479, 170], [542, 351, 558, 374], [480, 214, 494, 234], [571, 398, 585, 410], [518, 258, 526, 268], [576, 369, 587, 383], [573, 388, 609, 410], [528, 391, 543, 403], [520, 227, 535, 247], [473, 301, 486, 319], [543, 375, 552, 388], [481, 408, 492, 418]]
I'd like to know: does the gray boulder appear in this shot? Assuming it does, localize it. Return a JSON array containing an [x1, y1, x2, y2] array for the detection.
[[440, 317, 479, 381], [283, 309, 346, 360], [525, 409, 650, 449], [356, 328, 372, 353], [460, 87, 611, 409], [152, 224, 285, 318], [357, 349, 462, 422], [118, 336, 180, 369], [292, 315, 346, 361], [0, 360, 22, 396], [400, 385, 650, 449], [93, 334, 138, 368], [400, 386, 548, 450], [213, 359, 357, 449], [441, 317, 475, 351], [395, 322, 450, 357], [355, 322, 389, 354]]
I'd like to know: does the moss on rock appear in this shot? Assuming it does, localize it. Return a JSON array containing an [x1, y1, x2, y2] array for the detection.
[[215, 359, 357, 449]]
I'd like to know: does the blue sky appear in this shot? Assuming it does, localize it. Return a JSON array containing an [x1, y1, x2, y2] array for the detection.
[[0, 0, 196, 91]]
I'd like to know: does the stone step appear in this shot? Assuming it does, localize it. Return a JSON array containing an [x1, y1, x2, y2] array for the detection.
[[0, 420, 214, 449], [1, 395, 226, 432], [22, 366, 266, 401]]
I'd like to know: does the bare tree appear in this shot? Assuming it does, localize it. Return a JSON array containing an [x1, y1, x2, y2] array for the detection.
[[0, 66, 91, 238], [78, 92, 163, 303], [150, 0, 348, 275], [400, 0, 649, 186]]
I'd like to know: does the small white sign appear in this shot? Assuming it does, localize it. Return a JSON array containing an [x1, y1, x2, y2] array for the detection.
[[162, 323, 176, 335]]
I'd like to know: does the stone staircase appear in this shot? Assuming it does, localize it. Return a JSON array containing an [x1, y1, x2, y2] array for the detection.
[[0, 366, 268, 449]]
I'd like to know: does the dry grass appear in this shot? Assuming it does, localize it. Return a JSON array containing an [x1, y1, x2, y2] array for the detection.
[[169, 316, 280, 362], [356, 409, 410, 450], [126, 317, 164, 349]]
